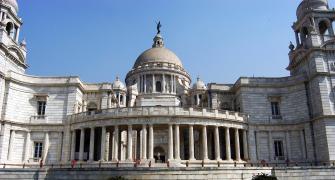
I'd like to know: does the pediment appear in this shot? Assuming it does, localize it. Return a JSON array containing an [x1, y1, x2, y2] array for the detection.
[[7, 45, 25, 63]]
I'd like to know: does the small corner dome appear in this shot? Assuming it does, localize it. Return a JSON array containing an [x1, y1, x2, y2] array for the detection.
[[1, 0, 19, 14], [193, 77, 207, 90], [297, 0, 328, 19], [133, 47, 183, 68], [113, 77, 126, 91]]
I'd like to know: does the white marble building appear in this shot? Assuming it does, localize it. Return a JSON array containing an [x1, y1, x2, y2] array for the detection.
[[0, 0, 334, 167]]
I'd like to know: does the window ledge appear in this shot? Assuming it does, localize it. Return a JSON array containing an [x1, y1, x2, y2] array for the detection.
[[29, 115, 48, 124]]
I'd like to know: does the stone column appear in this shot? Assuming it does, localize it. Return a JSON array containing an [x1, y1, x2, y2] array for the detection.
[[152, 74, 156, 93], [112, 126, 119, 161], [141, 124, 147, 160], [89, 128, 95, 161], [243, 130, 249, 160], [24, 131, 31, 162], [127, 125, 133, 161], [170, 75, 173, 93], [79, 129, 85, 161], [144, 75, 147, 93], [225, 127, 231, 161], [168, 124, 174, 161], [174, 125, 180, 160], [214, 126, 221, 161], [15, 28, 20, 42], [71, 131, 76, 160], [189, 125, 195, 160], [235, 129, 241, 161], [107, 93, 112, 109], [286, 131, 291, 160], [148, 124, 154, 160], [295, 32, 300, 46], [105, 131, 110, 161], [100, 127, 106, 161], [202, 126, 208, 160], [174, 75, 177, 93], [300, 130, 307, 159], [162, 74, 166, 93], [57, 132, 63, 161], [7, 130, 15, 161], [43, 132, 50, 163], [82, 101, 87, 112], [268, 131, 273, 161]]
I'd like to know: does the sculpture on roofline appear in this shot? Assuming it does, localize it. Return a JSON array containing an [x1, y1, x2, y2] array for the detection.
[[156, 21, 162, 34]]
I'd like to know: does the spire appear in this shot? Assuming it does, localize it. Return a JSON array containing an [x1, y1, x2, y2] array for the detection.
[[152, 21, 164, 48]]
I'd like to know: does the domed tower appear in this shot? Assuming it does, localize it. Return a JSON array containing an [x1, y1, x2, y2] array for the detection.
[[126, 27, 191, 107], [112, 77, 127, 108], [0, 0, 27, 74], [191, 77, 207, 107], [288, 0, 335, 162]]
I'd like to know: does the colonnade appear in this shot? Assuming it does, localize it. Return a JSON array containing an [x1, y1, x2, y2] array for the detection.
[[138, 74, 177, 94], [70, 124, 248, 163]]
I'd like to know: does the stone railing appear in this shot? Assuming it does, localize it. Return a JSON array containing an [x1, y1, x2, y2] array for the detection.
[[69, 106, 248, 124]]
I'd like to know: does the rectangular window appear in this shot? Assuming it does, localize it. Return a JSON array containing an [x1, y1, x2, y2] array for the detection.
[[37, 101, 46, 116], [271, 102, 280, 116], [33, 142, 43, 161], [274, 140, 284, 158]]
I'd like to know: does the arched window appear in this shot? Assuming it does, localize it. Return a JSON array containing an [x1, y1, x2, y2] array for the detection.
[[156, 81, 162, 92], [302, 27, 309, 39], [319, 21, 330, 35], [6, 22, 14, 37]]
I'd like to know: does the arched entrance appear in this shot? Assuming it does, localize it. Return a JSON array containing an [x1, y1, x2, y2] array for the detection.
[[154, 146, 166, 163]]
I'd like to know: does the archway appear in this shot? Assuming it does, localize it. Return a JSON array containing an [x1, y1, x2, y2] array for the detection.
[[154, 146, 166, 163]]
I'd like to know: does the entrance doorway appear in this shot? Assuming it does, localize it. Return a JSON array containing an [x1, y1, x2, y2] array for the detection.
[[154, 146, 166, 163]]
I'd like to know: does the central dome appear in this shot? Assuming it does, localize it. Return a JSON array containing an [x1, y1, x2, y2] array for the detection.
[[133, 34, 183, 68], [133, 47, 183, 68]]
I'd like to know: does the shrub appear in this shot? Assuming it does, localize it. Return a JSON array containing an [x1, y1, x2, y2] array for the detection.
[[252, 173, 278, 180], [108, 176, 126, 180]]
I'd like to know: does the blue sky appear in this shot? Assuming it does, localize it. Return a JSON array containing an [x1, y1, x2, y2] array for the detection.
[[18, 0, 335, 84]]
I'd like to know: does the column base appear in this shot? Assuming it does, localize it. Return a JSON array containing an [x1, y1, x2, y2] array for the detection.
[[125, 159, 134, 163], [112, 159, 119, 162]]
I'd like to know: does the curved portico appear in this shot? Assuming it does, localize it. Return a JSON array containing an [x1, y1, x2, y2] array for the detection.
[[67, 107, 249, 166]]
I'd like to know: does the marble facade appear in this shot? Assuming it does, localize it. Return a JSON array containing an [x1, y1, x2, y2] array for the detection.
[[0, 0, 334, 170]]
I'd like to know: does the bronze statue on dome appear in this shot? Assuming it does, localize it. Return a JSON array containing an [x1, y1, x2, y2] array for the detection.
[[156, 21, 162, 34]]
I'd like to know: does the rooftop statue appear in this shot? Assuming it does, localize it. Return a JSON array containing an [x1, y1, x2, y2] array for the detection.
[[156, 21, 162, 34]]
